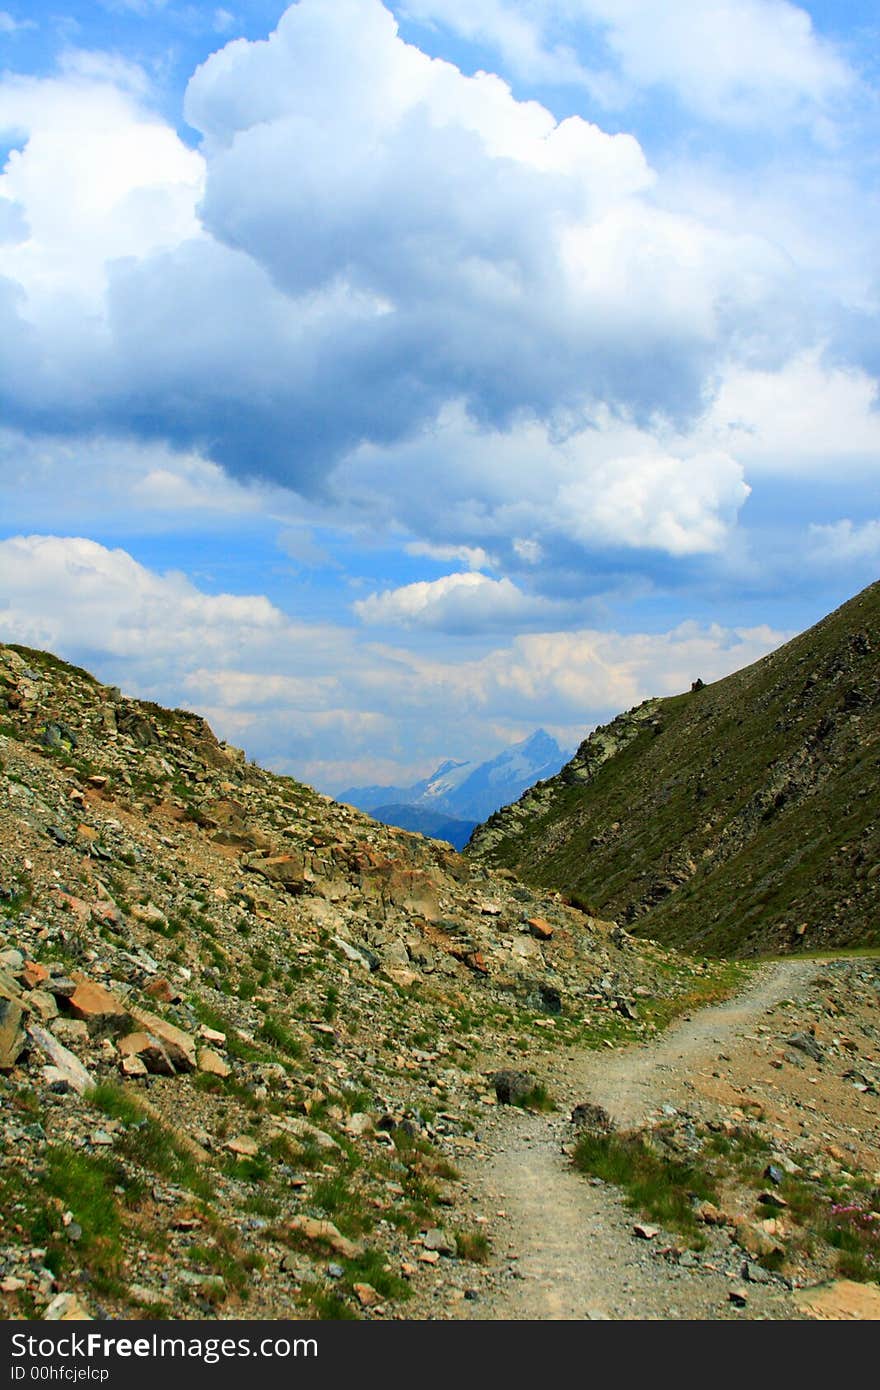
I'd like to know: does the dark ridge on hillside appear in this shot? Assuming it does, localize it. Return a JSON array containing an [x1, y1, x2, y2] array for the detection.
[[368, 803, 478, 851], [467, 581, 880, 956]]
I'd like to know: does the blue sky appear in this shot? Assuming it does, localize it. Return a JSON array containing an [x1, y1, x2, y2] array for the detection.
[[0, 0, 878, 792]]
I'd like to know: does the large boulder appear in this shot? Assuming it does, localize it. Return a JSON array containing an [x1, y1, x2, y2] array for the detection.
[[492, 1069, 537, 1105], [129, 1008, 196, 1072], [27, 1025, 96, 1095], [0, 997, 26, 1070], [67, 981, 130, 1030], [244, 853, 306, 893]]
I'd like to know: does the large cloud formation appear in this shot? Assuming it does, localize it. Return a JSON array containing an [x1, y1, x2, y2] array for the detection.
[[0, 0, 876, 786], [0, 0, 808, 520]]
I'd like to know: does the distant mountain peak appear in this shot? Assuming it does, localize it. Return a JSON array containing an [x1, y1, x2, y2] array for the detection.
[[429, 757, 470, 779], [337, 728, 567, 830]]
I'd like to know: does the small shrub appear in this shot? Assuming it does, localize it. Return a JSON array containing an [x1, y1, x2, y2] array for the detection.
[[299, 1281, 358, 1320]]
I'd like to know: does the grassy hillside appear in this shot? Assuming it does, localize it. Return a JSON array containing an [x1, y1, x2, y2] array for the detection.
[[468, 581, 880, 956]]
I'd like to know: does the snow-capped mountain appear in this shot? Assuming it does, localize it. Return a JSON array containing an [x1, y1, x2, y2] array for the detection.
[[337, 729, 568, 844]]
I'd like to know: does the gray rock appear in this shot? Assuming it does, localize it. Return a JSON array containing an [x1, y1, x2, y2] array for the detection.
[[569, 1101, 616, 1135], [492, 1069, 536, 1105], [46, 978, 78, 999], [422, 1228, 457, 1255], [28, 1024, 96, 1095], [785, 1031, 823, 1063]]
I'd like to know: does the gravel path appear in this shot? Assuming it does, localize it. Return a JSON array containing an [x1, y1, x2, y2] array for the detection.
[[448, 961, 819, 1321]]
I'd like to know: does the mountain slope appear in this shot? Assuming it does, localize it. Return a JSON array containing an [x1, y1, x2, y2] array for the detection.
[[339, 729, 566, 831], [0, 640, 719, 1322], [467, 581, 880, 956]]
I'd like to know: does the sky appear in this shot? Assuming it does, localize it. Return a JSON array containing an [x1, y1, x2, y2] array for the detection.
[[0, 0, 878, 793]]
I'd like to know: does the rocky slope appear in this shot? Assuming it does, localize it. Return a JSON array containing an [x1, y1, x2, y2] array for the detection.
[[0, 641, 721, 1322], [468, 581, 880, 956]]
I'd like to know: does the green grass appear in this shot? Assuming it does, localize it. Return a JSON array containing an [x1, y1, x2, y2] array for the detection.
[[573, 1130, 718, 1245], [309, 1173, 374, 1238], [258, 1015, 304, 1059], [510, 1082, 555, 1112], [88, 1083, 212, 1198], [390, 1128, 459, 1180], [193, 1002, 276, 1064], [640, 959, 753, 1031], [223, 1154, 272, 1183], [298, 1281, 359, 1320], [681, 1123, 880, 1283], [37, 1146, 128, 1295], [455, 1229, 491, 1263], [341, 1248, 410, 1301], [186, 1236, 264, 1296], [0, 871, 33, 918], [466, 580, 880, 958]]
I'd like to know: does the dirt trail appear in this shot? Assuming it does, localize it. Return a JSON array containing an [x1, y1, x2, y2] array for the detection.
[[563, 958, 819, 1126], [451, 960, 819, 1321]]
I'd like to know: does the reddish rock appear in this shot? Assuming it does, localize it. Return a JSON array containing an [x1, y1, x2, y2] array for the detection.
[[226, 1135, 259, 1157], [52, 891, 90, 921], [129, 1008, 196, 1071], [464, 951, 489, 975], [144, 978, 176, 1004], [288, 1216, 362, 1260], [198, 1024, 226, 1046], [67, 981, 129, 1027], [795, 1279, 880, 1320], [90, 902, 121, 928], [528, 917, 554, 940], [130, 903, 167, 929], [246, 854, 306, 892], [384, 867, 441, 921], [197, 1047, 231, 1078], [21, 961, 50, 990]]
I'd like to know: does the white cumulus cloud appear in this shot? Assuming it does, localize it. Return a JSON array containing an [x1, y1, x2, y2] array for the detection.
[[808, 519, 880, 563], [0, 533, 789, 791], [353, 570, 557, 630], [402, 0, 854, 128]]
